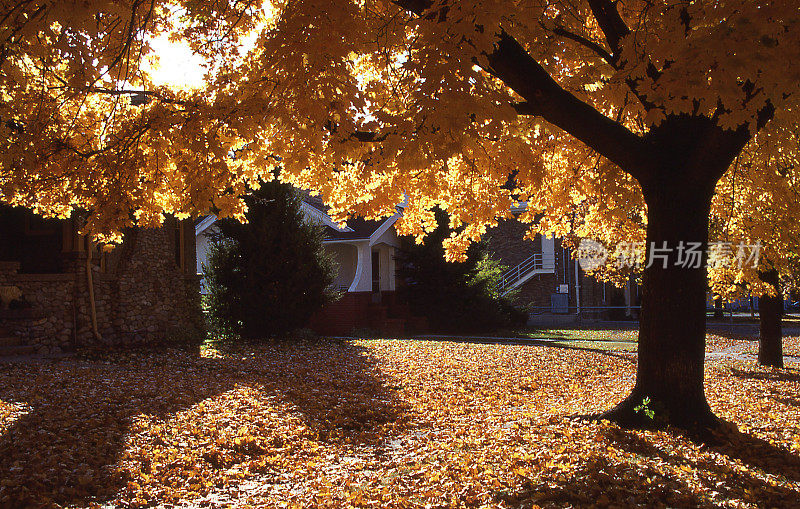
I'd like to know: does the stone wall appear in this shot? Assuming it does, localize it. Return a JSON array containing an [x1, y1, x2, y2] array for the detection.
[[0, 219, 202, 352], [0, 270, 75, 353], [90, 221, 203, 345]]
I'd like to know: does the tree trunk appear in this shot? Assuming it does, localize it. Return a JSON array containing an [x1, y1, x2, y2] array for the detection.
[[714, 298, 724, 319], [604, 177, 717, 430], [758, 269, 783, 368]]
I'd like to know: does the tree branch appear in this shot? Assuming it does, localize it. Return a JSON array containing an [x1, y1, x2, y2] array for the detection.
[[550, 26, 615, 65], [487, 30, 650, 176], [586, 0, 630, 56], [88, 87, 190, 106], [586, 0, 661, 111], [393, 0, 652, 177]]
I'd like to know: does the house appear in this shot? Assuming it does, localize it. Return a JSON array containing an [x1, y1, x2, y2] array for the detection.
[[194, 199, 401, 296], [486, 209, 639, 321], [0, 206, 203, 355], [195, 194, 640, 334], [195, 195, 418, 335]]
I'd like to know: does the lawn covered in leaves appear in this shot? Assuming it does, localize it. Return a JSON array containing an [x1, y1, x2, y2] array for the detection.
[[0, 339, 798, 508]]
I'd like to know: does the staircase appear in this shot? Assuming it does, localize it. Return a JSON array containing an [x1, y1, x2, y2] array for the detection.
[[496, 252, 556, 295]]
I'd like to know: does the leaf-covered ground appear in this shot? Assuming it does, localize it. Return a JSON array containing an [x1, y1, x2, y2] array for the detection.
[[0, 338, 798, 508]]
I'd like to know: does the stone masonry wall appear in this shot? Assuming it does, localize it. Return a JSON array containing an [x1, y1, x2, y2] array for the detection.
[[89, 221, 203, 345], [0, 270, 76, 353], [0, 219, 202, 353]]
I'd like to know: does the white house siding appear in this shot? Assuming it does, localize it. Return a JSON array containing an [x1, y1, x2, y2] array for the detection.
[[195, 227, 219, 294], [325, 243, 358, 291], [370, 219, 400, 248], [370, 220, 399, 292], [373, 243, 395, 292], [196, 231, 211, 277]]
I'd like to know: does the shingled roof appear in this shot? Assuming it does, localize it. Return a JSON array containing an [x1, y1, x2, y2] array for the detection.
[[300, 196, 399, 242], [195, 192, 401, 243]]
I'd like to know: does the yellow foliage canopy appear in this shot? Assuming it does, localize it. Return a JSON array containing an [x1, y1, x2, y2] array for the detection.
[[1, 0, 798, 257]]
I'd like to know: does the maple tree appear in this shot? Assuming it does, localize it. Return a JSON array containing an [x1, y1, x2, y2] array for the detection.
[[707, 134, 800, 369], [2, 1, 800, 429]]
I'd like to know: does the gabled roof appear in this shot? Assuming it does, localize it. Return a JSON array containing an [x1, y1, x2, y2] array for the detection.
[[301, 197, 400, 242], [195, 214, 217, 235], [195, 195, 401, 245]]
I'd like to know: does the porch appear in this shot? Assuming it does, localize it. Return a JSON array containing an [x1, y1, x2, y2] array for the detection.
[[0, 206, 201, 353]]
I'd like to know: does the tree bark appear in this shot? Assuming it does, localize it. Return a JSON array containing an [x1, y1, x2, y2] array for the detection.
[[604, 168, 718, 430], [714, 298, 724, 319], [758, 269, 783, 368]]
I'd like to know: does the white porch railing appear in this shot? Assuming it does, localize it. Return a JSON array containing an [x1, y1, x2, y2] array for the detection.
[[496, 253, 556, 295]]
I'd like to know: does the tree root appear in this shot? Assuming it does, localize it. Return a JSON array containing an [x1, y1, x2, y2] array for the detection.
[[585, 394, 725, 444]]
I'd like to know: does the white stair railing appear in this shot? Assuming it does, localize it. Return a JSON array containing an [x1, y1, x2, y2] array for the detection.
[[496, 252, 555, 294]]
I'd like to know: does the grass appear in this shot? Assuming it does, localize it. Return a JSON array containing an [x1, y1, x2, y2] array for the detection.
[[417, 328, 640, 353], [707, 312, 800, 324], [525, 328, 639, 342]]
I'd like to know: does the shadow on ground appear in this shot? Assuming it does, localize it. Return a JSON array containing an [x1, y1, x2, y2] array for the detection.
[[415, 334, 638, 362], [501, 424, 800, 507], [728, 366, 800, 383], [0, 340, 408, 507]]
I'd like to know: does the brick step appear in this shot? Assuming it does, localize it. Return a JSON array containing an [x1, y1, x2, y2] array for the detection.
[[405, 316, 429, 334], [0, 335, 23, 348], [386, 303, 411, 319], [0, 344, 36, 357], [377, 317, 405, 336]]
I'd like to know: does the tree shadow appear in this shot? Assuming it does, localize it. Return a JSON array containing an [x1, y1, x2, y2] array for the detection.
[[728, 366, 800, 383], [770, 394, 800, 407], [0, 340, 409, 507], [708, 425, 800, 482], [497, 453, 711, 508], [603, 426, 800, 501], [417, 334, 637, 363], [492, 421, 800, 508]]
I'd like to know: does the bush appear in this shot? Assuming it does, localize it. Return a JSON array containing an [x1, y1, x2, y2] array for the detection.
[[395, 209, 522, 332], [204, 180, 338, 339]]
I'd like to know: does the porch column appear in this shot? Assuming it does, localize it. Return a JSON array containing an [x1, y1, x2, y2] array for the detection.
[[348, 241, 373, 292]]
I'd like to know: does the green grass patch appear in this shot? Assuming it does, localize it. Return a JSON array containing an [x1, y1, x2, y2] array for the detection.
[[524, 328, 639, 343], [545, 339, 638, 352]]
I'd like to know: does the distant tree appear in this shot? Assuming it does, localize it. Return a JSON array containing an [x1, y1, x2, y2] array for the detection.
[[396, 209, 521, 332], [204, 180, 337, 339]]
